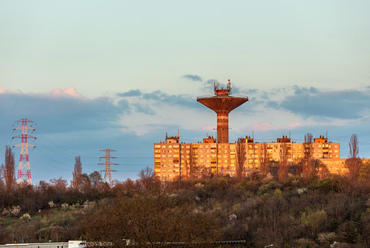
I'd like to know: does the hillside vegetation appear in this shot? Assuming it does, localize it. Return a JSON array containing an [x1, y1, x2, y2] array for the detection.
[[1, 172, 370, 248]]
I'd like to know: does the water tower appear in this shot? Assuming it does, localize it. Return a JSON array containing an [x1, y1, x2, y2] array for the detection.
[[197, 80, 248, 143]]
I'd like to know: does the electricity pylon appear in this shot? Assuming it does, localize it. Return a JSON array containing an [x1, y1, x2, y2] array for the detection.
[[99, 149, 118, 187], [12, 118, 36, 184]]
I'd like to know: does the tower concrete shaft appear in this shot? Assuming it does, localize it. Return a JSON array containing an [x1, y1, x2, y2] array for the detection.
[[197, 80, 248, 143], [99, 149, 118, 187], [12, 118, 36, 184]]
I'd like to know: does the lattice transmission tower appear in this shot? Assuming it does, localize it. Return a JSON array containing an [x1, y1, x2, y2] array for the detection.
[[12, 118, 36, 184], [99, 149, 118, 186]]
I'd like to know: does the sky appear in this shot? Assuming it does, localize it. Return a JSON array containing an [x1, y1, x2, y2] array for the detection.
[[0, 1, 369, 185]]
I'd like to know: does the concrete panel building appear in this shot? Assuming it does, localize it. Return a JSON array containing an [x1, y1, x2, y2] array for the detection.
[[154, 133, 344, 181]]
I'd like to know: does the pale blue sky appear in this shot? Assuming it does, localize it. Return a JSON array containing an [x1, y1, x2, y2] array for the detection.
[[0, 1, 369, 184]]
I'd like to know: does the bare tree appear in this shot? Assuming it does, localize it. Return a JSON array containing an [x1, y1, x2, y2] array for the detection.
[[50, 177, 68, 194], [307, 159, 330, 179], [349, 134, 359, 159], [304, 133, 313, 161], [236, 138, 246, 180], [259, 143, 270, 175], [201, 167, 213, 179], [278, 143, 289, 182], [345, 134, 363, 181], [2, 146, 15, 190], [137, 166, 158, 191], [72, 156, 82, 190], [304, 133, 313, 143], [303, 133, 313, 177]]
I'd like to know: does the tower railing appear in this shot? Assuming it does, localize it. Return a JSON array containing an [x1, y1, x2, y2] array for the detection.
[[197, 95, 248, 100]]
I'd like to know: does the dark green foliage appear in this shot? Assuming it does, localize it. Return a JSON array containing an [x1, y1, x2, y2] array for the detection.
[[341, 221, 358, 244], [330, 219, 339, 231]]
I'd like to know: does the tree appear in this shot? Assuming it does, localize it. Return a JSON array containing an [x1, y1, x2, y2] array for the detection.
[[80, 173, 91, 193], [89, 171, 103, 190], [236, 138, 246, 180], [301, 159, 330, 179], [259, 143, 270, 175], [303, 133, 313, 169], [201, 167, 213, 179], [300, 209, 327, 238], [358, 161, 370, 184], [345, 134, 363, 181], [79, 195, 221, 247], [51, 226, 69, 242], [278, 143, 289, 182], [50, 177, 68, 194], [2, 146, 16, 190], [137, 166, 158, 191], [349, 134, 359, 159], [72, 156, 82, 190]]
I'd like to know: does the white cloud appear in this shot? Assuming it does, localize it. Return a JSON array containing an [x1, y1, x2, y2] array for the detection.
[[49, 86, 85, 99]]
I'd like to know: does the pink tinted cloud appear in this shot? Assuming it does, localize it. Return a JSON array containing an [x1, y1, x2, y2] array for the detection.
[[0, 85, 85, 99], [49, 87, 84, 99], [247, 122, 301, 132]]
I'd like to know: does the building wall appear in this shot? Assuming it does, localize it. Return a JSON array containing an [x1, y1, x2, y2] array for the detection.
[[154, 135, 362, 181]]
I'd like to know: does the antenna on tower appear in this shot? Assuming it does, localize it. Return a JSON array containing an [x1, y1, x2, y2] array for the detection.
[[12, 118, 36, 185], [99, 149, 118, 187], [177, 129, 181, 138]]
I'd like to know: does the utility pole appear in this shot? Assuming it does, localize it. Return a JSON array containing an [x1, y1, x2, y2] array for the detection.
[[99, 149, 118, 187], [12, 118, 36, 184]]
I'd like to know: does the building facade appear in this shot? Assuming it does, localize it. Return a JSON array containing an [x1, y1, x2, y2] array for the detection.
[[154, 134, 346, 181]]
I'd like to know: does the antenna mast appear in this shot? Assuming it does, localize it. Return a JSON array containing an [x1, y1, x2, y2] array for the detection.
[[99, 149, 118, 187], [12, 118, 36, 184]]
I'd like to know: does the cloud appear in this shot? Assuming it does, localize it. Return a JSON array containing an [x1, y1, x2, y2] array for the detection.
[[293, 85, 319, 95], [0, 87, 122, 134], [245, 121, 301, 132], [132, 104, 156, 115], [118, 89, 200, 109], [48, 86, 84, 99], [276, 87, 370, 119], [182, 74, 202, 81], [117, 89, 142, 97]]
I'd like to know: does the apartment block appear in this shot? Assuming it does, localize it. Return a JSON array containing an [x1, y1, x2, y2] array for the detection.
[[154, 134, 343, 181]]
